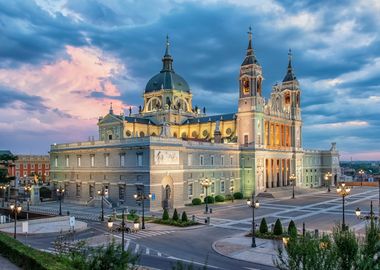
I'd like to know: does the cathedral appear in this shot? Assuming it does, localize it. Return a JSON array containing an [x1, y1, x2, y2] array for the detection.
[[49, 31, 341, 210]]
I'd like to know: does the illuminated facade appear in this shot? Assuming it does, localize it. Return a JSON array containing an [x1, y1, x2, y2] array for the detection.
[[50, 32, 341, 210]]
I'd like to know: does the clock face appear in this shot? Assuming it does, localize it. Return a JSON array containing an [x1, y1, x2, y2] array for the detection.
[[242, 78, 250, 95]]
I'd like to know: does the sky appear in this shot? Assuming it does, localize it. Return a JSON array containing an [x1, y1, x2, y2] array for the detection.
[[0, 0, 379, 161]]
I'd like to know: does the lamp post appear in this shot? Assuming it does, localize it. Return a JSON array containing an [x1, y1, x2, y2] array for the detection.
[[247, 193, 259, 248], [289, 174, 296, 199], [355, 201, 379, 222], [134, 191, 152, 230], [358, 169, 364, 186], [200, 177, 212, 214], [56, 186, 65, 216], [97, 187, 106, 221], [10, 202, 22, 239], [336, 183, 351, 230], [107, 218, 113, 242], [121, 209, 126, 252], [0, 184, 9, 207], [230, 186, 234, 203], [325, 172, 332, 192], [24, 185, 32, 220]]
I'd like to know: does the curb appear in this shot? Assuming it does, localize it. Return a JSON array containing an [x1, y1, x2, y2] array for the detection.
[[211, 238, 275, 268]]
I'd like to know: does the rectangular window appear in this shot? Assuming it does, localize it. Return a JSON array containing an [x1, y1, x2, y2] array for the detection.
[[16, 172, 19, 177], [137, 153, 143, 167], [230, 156, 233, 165], [200, 155, 204, 166], [188, 154, 193, 166], [66, 156, 69, 167], [16, 164, 19, 169], [221, 181, 225, 193], [77, 156, 81, 167], [46, 164, 50, 169], [221, 155, 224, 166], [31, 164, 34, 169], [54, 157, 58, 168], [188, 183, 193, 196], [119, 186, 125, 201], [38, 164, 42, 169], [76, 183, 81, 197], [89, 184, 94, 198], [120, 154, 125, 167], [23, 163, 27, 169], [211, 182, 215, 193], [105, 154, 109, 167], [91, 155, 95, 167], [211, 155, 214, 166], [244, 135, 248, 146]]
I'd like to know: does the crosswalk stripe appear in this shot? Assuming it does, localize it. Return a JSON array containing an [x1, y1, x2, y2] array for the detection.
[[125, 239, 130, 250], [134, 244, 139, 254], [157, 252, 161, 257], [146, 248, 150, 255]]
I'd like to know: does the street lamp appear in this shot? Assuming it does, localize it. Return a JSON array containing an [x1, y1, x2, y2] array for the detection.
[[355, 201, 379, 222], [0, 184, 9, 207], [200, 177, 212, 214], [289, 174, 296, 199], [358, 169, 364, 186], [336, 183, 351, 230], [10, 202, 22, 239], [325, 171, 332, 192], [134, 191, 152, 230], [56, 186, 65, 216], [121, 209, 126, 252], [247, 194, 259, 248], [24, 185, 32, 220], [97, 187, 106, 221], [230, 186, 234, 203], [107, 218, 113, 242]]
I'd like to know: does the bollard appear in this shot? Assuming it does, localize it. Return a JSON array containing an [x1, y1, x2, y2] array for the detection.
[[314, 229, 319, 238], [205, 218, 207, 224], [303, 222, 306, 236], [210, 208, 213, 214], [207, 217, 210, 225], [192, 215, 195, 222]]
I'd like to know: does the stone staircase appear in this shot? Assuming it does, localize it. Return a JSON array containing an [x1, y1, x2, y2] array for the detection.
[[86, 196, 113, 208]]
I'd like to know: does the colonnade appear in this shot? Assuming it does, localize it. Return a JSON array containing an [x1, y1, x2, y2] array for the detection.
[[264, 158, 291, 188]]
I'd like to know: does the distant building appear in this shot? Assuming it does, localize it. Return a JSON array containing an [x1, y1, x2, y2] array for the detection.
[[50, 32, 341, 210], [12, 155, 50, 184]]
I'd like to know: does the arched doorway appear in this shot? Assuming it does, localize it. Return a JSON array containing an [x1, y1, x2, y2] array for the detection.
[[161, 175, 173, 210]]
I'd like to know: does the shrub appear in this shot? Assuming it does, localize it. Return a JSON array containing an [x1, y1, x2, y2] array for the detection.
[[259, 218, 268, 234], [233, 192, 243, 199], [40, 186, 52, 198], [288, 220, 297, 238], [192, 198, 202, 205], [162, 209, 169, 220], [172, 208, 179, 221], [181, 211, 188, 222], [273, 219, 283, 235], [204, 196, 214, 204], [225, 194, 233, 201], [214, 195, 225, 202]]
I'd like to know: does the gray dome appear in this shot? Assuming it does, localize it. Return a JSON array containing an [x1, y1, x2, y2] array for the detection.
[[145, 70, 190, 93]]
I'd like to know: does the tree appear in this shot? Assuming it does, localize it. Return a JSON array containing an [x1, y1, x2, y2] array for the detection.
[[0, 152, 17, 183], [162, 209, 169, 220], [288, 220, 297, 238], [273, 219, 283, 235], [172, 208, 179, 221], [259, 218, 268, 234], [181, 211, 188, 222]]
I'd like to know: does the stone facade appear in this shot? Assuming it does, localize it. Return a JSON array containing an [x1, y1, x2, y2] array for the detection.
[[49, 32, 341, 211]]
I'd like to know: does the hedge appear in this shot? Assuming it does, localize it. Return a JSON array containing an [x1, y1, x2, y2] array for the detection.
[[192, 198, 202, 205], [214, 195, 225, 202], [233, 192, 243, 199], [40, 187, 52, 199], [0, 232, 73, 270], [153, 219, 199, 227], [204, 196, 214, 204]]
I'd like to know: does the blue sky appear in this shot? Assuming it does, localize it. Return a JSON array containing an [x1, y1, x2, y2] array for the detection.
[[0, 0, 379, 160]]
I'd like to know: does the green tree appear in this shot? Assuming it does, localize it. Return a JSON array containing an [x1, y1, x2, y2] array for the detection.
[[172, 208, 179, 221], [333, 226, 359, 270], [162, 209, 169, 220], [0, 152, 17, 183], [181, 211, 188, 222], [273, 219, 283, 235], [288, 220, 297, 238], [259, 218, 268, 234]]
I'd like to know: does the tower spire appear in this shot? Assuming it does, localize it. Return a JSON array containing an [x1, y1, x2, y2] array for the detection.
[[241, 26, 260, 66], [162, 35, 174, 72], [109, 102, 113, 114], [282, 48, 296, 82]]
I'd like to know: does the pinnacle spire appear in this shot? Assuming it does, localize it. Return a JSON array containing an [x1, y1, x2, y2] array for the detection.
[[109, 102, 113, 114], [241, 26, 260, 66], [282, 48, 296, 82], [162, 35, 174, 72]]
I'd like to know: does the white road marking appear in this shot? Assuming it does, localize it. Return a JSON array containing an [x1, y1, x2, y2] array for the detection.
[[134, 243, 139, 254]]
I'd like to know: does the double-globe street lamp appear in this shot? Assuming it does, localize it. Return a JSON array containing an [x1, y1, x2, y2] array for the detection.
[[56, 186, 65, 216], [355, 201, 379, 223], [97, 187, 106, 222], [336, 183, 351, 231], [134, 191, 152, 230], [289, 174, 296, 199], [325, 171, 332, 192], [10, 202, 22, 239], [200, 177, 212, 214], [247, 194, 260, 248], [358, 169, 365, 186], [24, 185, 32, 220]]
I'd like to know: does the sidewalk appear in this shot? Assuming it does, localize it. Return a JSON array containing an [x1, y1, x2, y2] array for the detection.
[[212, 233, 283, 267], [0, 256, 20, 270]]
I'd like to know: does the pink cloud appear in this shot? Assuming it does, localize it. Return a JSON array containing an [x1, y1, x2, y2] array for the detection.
[[340, 151, 380, 161]]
